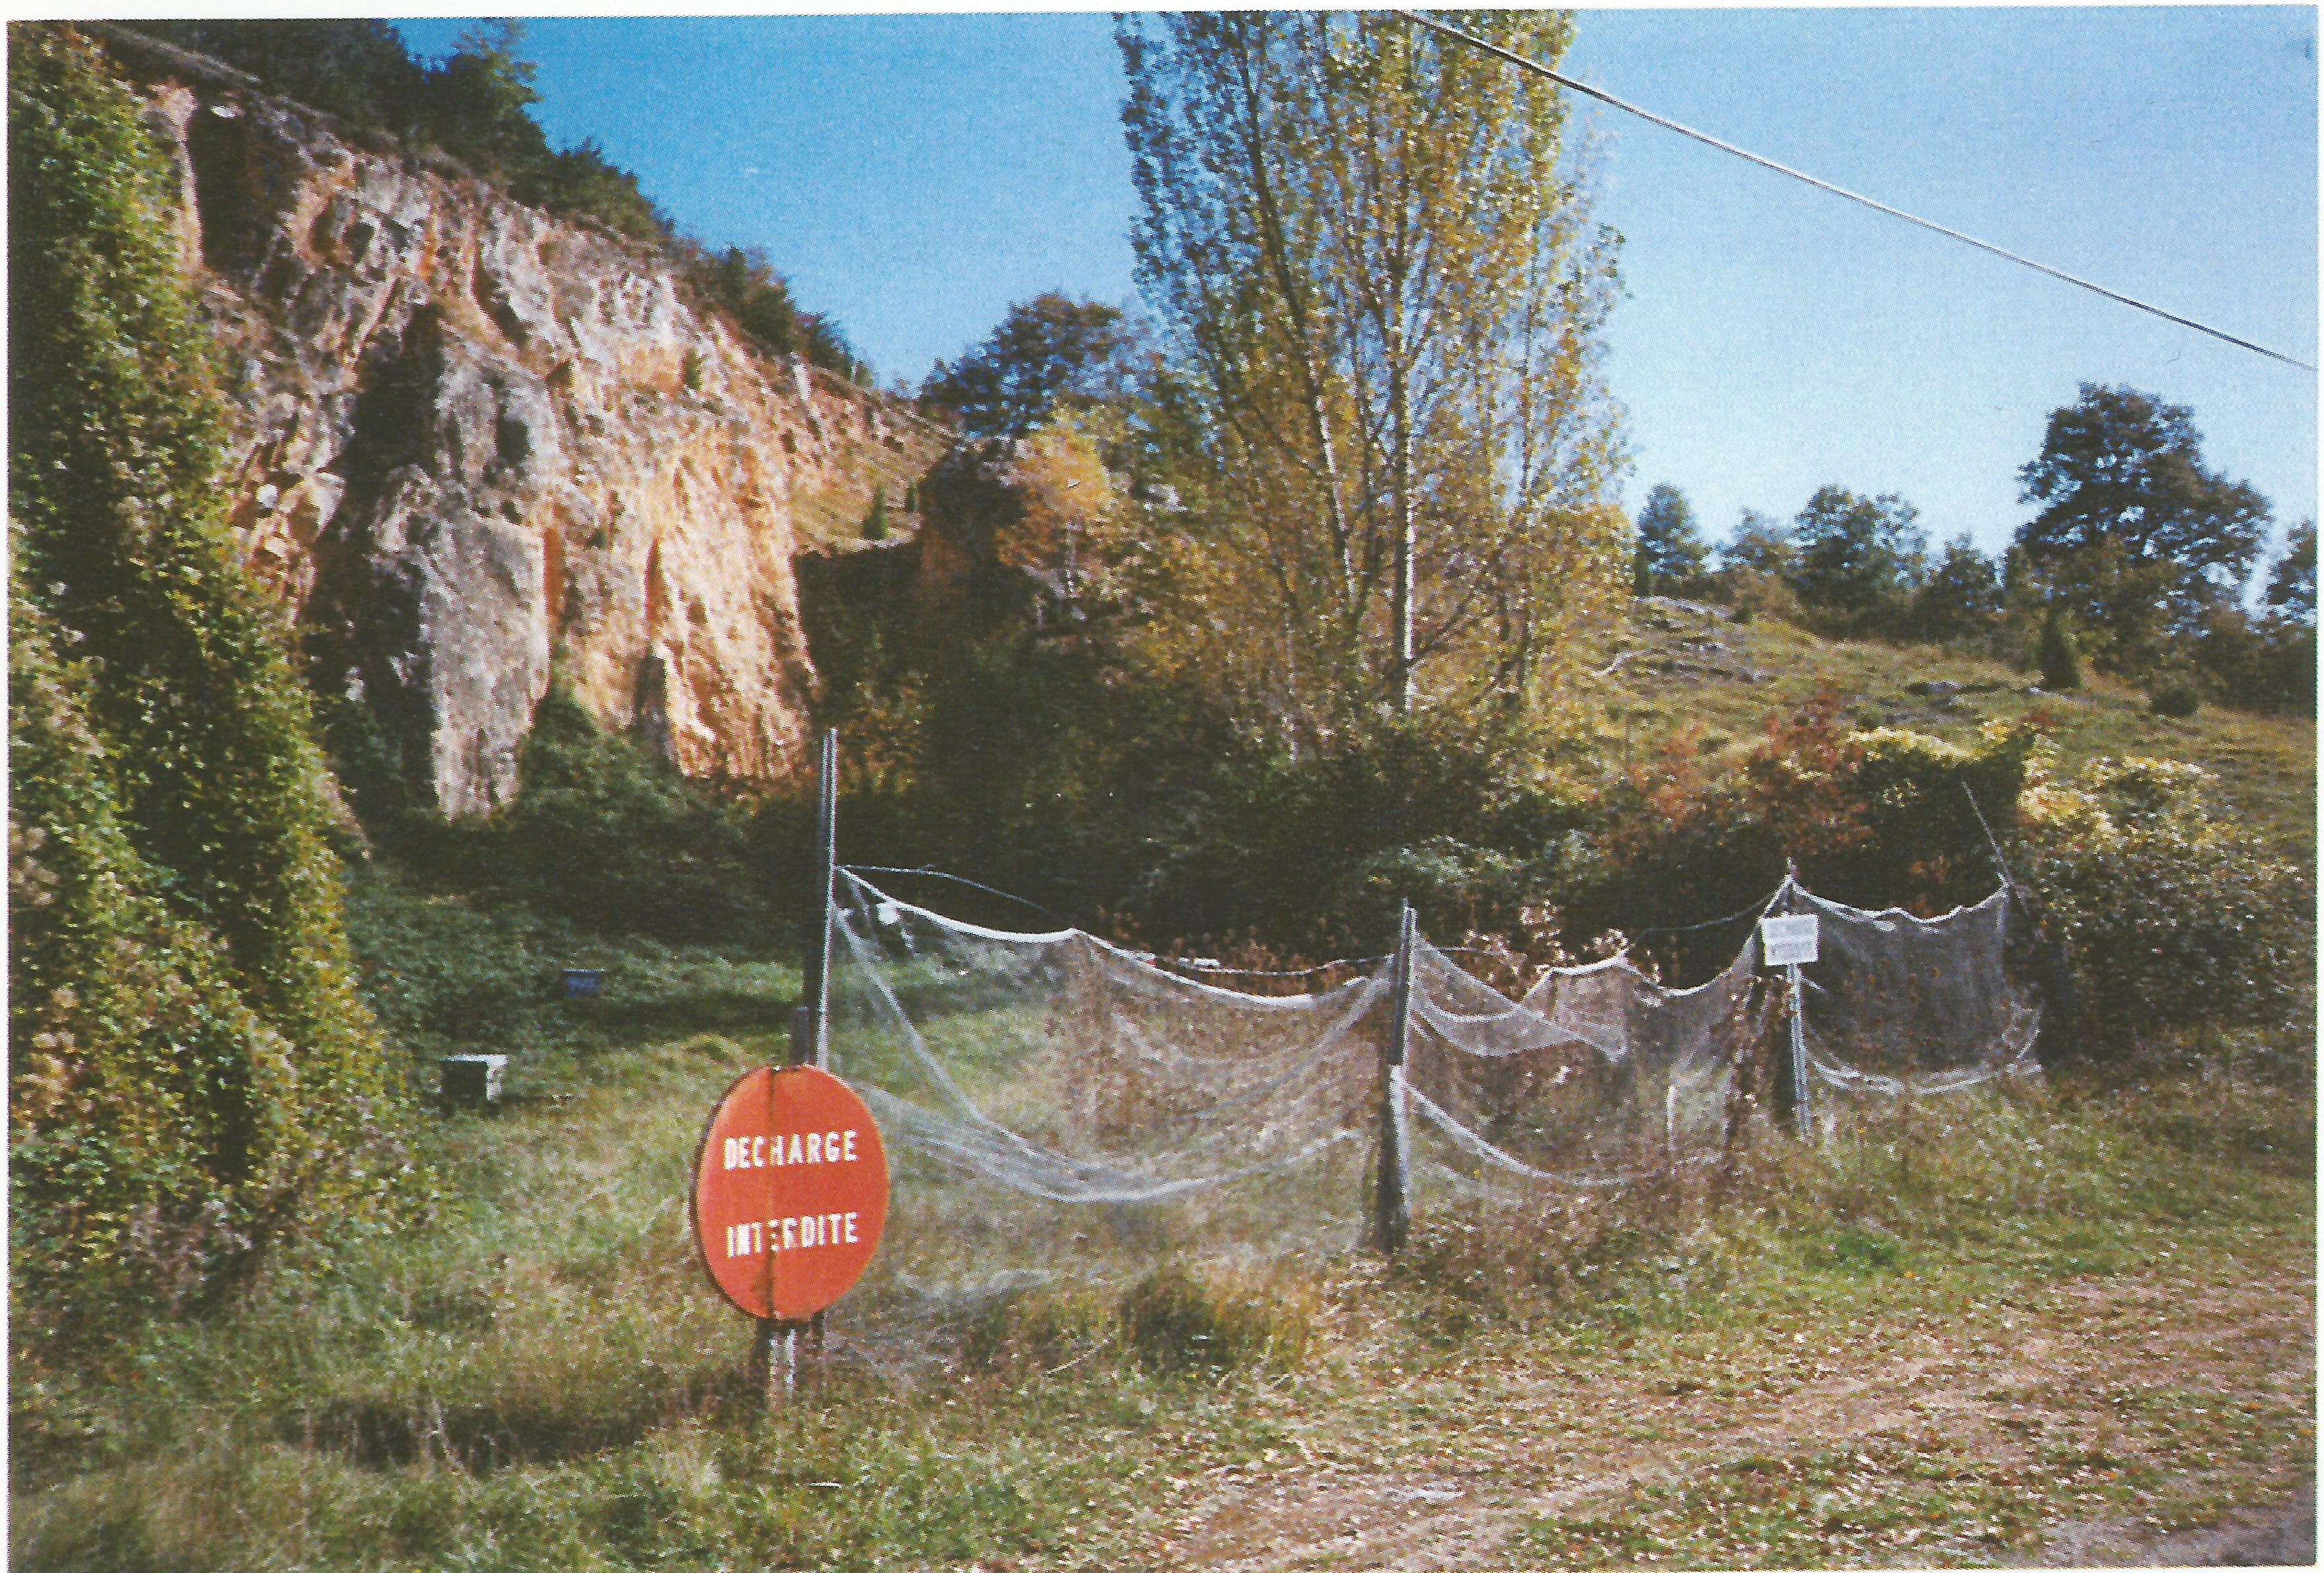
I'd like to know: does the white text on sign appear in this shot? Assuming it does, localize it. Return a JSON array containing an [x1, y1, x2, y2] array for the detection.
[[723, 1212, 862, 1259], [722, 1129, 859, 1170]]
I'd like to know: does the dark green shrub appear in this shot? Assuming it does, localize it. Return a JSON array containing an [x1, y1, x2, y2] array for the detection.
[[862, 487, 889, 541], [2147, 678, 2201, 718], [485, 688, 767, 944], [1346, 836, 1532, 946], [2037, 604, 2083, 691]]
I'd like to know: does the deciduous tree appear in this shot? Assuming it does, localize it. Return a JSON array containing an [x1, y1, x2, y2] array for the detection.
[[2264, 518, 2315, 625], [922, 294, 1136, 442], [2017, 383, 2270, 635], [1117, 11, 1627, 737], [1789, 485, 1926, 624], [1910, 534, 2000, 642]]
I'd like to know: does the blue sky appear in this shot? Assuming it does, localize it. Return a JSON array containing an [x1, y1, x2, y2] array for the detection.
[[398, 10, 2317, 570]]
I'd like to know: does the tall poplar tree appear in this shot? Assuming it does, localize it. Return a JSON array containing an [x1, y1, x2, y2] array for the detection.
[[1118, 11, 1627, 737]]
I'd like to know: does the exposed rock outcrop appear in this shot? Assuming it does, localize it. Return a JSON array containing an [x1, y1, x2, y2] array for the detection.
[[111, 31, 941, 815]]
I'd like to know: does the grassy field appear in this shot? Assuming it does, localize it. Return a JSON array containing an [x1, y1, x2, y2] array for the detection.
[[1596, 602, 2317, 849], [12, 945, 2312, 1570], [12, 617, 2314, 1571]]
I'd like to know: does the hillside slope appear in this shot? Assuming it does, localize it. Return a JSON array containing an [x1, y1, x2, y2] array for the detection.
[[1593, 600, 2315, 851]]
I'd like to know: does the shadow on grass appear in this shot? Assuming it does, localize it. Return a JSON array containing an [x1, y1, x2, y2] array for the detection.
[[561, 988, 794, 1043], [290, 1367, 762, 1474]]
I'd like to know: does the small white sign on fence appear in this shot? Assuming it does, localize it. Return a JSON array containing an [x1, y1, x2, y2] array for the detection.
[[1759, 913, 1821, 967]]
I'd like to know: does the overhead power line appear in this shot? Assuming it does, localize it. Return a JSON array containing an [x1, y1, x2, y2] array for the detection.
[[1395, 8, 2317, 374]]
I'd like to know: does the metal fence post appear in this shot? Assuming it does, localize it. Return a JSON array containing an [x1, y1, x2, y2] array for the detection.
[[1787, 960, 1813, 1140], [765, 729, 838, 1410], [802, 727, 838, 1072], [1374, 901, 1415, 1254]]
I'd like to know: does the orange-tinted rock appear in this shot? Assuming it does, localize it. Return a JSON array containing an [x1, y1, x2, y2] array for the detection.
[[122, 41, 940, 815]]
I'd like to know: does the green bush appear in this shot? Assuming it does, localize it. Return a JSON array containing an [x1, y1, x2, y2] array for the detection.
[[10, 26, 410, 1344], [2019, 757, 2315, 1056], [483, 688, 769, 944], [2146, 678, 2201, 718]]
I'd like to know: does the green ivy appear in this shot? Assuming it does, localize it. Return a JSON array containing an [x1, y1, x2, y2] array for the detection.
[[9, 25, 413, 1352]]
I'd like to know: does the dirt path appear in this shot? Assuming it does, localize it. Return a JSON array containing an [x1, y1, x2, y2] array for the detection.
[[1167, 1262, 2315, 1568]]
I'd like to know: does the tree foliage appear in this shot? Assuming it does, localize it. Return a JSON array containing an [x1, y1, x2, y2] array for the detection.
[[922, 294, 1136, 442], [9, 26, 410, 1342], [142, 18, 425, 129], [2264, 519, 2315, 625], [1633, 483, 1710, 596], [1910, 533, 2002, 642], [1118, 11, 1628, 735], [1789, 485, 1926, 626], [1718, 509, 1794, 579], [2017, 383, 2270, 635]]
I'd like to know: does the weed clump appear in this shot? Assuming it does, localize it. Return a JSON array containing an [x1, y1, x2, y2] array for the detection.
[[1389, 1173, 1713, 1330], [2146, 677, 2201, 718], [1119, 1262, 1315, 1374], [954, 1260, 1317, 1378], [958, 1283, 1115, 1376]]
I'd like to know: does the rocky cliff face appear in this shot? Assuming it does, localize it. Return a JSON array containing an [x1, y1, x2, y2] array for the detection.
[[113, 34, 940, 816]]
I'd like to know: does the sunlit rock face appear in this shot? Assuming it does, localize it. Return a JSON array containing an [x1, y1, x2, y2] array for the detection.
[[126, 45, 935, 815]]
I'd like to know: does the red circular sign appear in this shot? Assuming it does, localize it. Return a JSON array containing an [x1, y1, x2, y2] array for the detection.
[[691, 1064, 889, 1321]]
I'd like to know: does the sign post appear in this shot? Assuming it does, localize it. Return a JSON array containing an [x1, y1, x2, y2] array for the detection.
[[739, 729, 845, 1407], [1758, 912, 1820, 1138], [693, 1063, 889, 1405], [802, 728, 838, 1073]]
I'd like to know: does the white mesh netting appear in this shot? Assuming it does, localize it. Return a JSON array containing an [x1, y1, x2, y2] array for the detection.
[[1401, 935, 1769, 1203], [824, 872, 1385, 1371], [1779, 882, 2043, 1098], [819, 868, 2038, 1367]]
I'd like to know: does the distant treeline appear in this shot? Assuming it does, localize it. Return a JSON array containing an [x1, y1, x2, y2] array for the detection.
[[1631, 386, 2317, 718], [137, 20, 869, 384]]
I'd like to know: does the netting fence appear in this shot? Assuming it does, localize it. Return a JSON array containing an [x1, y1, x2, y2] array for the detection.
[[819, 865, 2040, 1374]]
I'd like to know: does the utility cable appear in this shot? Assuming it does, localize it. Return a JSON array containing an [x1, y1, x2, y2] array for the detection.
[[1395, 8, 2316, 374]]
